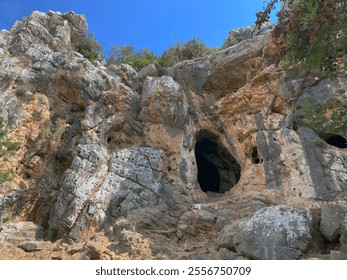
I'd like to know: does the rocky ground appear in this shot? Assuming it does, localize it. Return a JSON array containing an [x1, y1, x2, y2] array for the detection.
[[0, 11, 347, 260]]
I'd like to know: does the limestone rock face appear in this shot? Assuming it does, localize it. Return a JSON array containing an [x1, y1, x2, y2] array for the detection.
[[50, 146, 175, 240], [0, 11, 347, 260]]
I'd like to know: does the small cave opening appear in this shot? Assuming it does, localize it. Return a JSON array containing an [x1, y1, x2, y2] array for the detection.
[[195, 131, 241, 193], [251, 146, 262, 164], [326, 135, 347, 148]]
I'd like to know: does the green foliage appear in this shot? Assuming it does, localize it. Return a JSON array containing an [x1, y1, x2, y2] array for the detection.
[[297, 100, 347, 134], [0, 117, 20, 182], [123, 48, 158, 71], [43, 120, 53, 139], [2, 216, 10, 223], [107, 44, 135, 65], [75, 33, 103, 62], [107, 45, 158, 71], [256, 0, 347, 75], [221, 34, 239, 49], [162, 38, 217, 66], [107, 38, 216, 70]]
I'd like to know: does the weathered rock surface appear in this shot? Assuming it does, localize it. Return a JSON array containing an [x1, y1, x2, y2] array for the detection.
[[320, 204, 346, 242], [0, 11, 347, 259], [0, 222, 44, 245], [217, 205, 314, 260]]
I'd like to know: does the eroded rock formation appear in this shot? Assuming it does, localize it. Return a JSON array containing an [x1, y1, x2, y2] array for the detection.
[[0, 11, 347, 260]]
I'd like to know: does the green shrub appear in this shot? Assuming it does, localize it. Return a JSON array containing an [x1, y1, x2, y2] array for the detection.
[[123, 48, 158, 71], [107, 38, 216, 70], [2, 216, 10, 223], [0, 117, 20, 182], [75, 33, 103, 62], [106, 44, 135, 65], [43, 120, 53, 139], [107, 45, 158, 71], [162, 38, 217, 67]]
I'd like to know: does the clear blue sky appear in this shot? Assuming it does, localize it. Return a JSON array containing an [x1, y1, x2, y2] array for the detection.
[[0, 0, 278, 56]]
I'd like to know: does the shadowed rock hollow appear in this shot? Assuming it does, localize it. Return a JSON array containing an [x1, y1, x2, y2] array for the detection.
[[195, 130, 241, 193], [1, 11, 347, 260]]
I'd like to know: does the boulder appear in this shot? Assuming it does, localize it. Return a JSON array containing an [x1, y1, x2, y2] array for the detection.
[[0, 222, 44, 246], [192, 210, 217, 230], [137, 64, 158, 81], [217, 205, 313, 260], [320, 204, 346, 242], [81, 240, 115, 260], [18, 241, 45, 252]]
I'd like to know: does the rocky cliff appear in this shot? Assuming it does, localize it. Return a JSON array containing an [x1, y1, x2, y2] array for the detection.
[[0, 11, 347, 260]]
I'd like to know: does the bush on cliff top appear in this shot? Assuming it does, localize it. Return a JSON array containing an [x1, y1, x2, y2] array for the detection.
[[107, 38, 217, 70], [107, 45, 159, 70], [75, 33, 104, 62]]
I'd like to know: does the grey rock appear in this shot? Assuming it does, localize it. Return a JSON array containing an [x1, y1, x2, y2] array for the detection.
[[0, 48, 6, 59], [108, 63, 141, 91], [339, 215, 347, 253], [329, 251, 347, 260], [139, 76, 188, 127], [192, 210, 217, 230], [215, 248, 239, 260], [222, 22, 274, 49], [216, 223, 241, 251], [137, 64, 158, 81], [0, 222, 44, 246], [320, 204, 346, 242], [50, 147, 173, 239], [0, 30, 12, 48], [18, 241, 44, 252], [217, 206, 313, 260]]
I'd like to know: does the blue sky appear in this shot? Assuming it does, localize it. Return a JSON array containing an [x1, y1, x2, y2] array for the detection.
[[0, 0, 278, 56]]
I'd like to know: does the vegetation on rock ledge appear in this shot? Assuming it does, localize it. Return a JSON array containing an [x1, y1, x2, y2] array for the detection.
[[76, 32, 216, 70], [256, 0, 347, 75], [75, 33, 104, 62], [0, 117, 20, 182], [297, 100, 347, 134]]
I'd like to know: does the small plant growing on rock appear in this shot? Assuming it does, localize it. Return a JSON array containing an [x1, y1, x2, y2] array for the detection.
[[43, 120, 53, 139], [0, 117, 20, 182], [2, 216, 10, 223], [297, 100, 347, 134]]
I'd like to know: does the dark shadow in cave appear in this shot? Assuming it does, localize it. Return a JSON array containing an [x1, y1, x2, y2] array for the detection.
[[326, 135, 347, 148], [195, 131, 241, 193], [195, 143, 220, 192]]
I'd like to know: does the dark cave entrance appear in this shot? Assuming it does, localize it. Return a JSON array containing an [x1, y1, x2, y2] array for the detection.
[[326, 135, 347, 148], [195, 131, 241, 193]]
